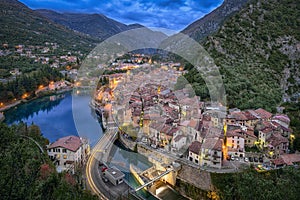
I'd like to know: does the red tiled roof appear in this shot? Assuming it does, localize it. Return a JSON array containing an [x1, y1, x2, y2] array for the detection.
[[254, 108, 272, 119], [227, 129, 244, 138], [230, 111, 247, 121], [267, 133, 289, 147], [189, 141, 201, 154], [201, 138, 221, 151], [48, 136, 82, 152], [271, 158, 285, 166], [280, 154, 300, 165]]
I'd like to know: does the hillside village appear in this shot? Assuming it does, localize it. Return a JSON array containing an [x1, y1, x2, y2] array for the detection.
[[95, 60, 300, 171], [0, 42, 82, 81]]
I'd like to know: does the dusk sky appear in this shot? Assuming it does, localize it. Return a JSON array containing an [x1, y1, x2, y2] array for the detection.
[[20, 0, 224, 32]]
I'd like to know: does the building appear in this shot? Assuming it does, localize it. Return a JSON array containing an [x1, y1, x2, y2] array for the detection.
[[254, 108, 272, 121], [172, 135, 187, 151], [188, 141, 201, 164], [266, 133, 289, 158], [200, 138, 223, 169], [47, 135, 90, 173], [105, 167, 125, 186], [226, 129, 245, 158]]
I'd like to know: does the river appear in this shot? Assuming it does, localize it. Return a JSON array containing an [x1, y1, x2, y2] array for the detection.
[[3, 92, 186, 200]]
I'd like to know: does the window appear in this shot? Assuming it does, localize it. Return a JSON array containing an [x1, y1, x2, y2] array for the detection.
[[248, 140, 250, 143], [48, 149, 51, 152], [62, 149, 67, 153], [195, 160, 198, 164], [57, 149, 60, 153], [237, 141, 239, 144]]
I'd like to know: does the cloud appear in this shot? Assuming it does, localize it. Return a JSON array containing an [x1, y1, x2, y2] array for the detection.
[[19, 0, 224, 31]]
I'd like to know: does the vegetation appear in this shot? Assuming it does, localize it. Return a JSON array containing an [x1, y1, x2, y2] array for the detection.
[[182, 0, 300, 112], [0, 0, 99, 51], [211, 167, 300, 200], [0, 122, 96, 200], [282, 102, 300, 152], [0, 66, 63, 103], [175, 179, 209, 200]]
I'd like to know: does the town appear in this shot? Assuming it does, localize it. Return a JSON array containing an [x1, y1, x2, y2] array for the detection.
[[93, 56, 299, 173]]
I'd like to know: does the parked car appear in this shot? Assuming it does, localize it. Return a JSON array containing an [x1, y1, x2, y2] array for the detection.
[[259, 157, 263, 163], [99, 161, 104, 166], [249, 157, 253, 162], [231, 156, 235, 161], [244, 157, 249, 162], [101, 166, 108, 172], [102, 176, 108, 183], [254, 157, 258, 162], [235, 157, 239, 161]]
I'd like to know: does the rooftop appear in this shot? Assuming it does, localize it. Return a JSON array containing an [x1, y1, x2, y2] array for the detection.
[[48, 136, 82, 152], [189, 141, 201, 154], [106, 167, 125, 179]]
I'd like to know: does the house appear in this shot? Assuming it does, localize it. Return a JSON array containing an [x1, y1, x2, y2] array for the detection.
[[254, 108, 272, 121], [266, 133, 289, 158], [226, 129, 245, 158], [47, 136, 90, 173], [188, 141, 201, 165], [200, 138, 223, 169], [271, 154, 300, 168], [258, 127, 274, 148], [172, 135, 187, 151], [241, 128, 257, 147]]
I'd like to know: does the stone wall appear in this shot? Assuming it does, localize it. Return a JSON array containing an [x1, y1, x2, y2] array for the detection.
[[118, 133, 136, 151], [177, 163, 212, 191]]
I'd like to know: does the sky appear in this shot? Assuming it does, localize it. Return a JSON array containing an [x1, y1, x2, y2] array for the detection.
[[20, 0, 224, 32]]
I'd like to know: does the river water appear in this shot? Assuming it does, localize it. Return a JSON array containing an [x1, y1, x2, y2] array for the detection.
[[4, 92, 186, 200]]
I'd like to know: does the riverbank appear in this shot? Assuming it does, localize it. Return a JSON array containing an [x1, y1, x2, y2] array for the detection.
[[0, 87, 73, 112]]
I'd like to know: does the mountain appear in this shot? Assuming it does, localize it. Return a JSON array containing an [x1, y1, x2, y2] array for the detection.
[[181, 0, 299, 112], [36, 9, 145, 40], [0, 0, 99, 52], [182, 0, 250, 41]]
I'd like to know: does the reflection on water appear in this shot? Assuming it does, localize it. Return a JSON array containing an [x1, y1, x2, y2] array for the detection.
[[4, 92, 103, 145]]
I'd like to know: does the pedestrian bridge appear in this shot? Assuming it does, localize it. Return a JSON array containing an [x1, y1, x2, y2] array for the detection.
[[134, 169, 174, 192]]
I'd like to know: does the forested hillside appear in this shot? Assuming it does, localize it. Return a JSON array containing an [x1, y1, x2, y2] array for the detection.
[[184, 0, 299, 112], [0, 123, 96, 200]]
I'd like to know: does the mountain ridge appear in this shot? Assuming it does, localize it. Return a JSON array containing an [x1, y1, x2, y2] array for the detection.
[[181, 0, 250, 41], [36, 9, 145, 40]]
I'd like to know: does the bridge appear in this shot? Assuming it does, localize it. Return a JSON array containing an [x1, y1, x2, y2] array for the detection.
[[134, 169, 174, 192]]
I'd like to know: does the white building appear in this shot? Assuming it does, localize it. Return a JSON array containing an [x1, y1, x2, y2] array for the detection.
[[172, 135, 187, 151], [47, 136, 90, 173], [188, 141, 201, 165], [226, 129, 245, 158]]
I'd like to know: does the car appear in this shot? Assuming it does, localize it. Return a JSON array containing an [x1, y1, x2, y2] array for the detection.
[[231, 156, 235, 161], [249, 157, 253, 162], [101, 166, 108, 172], [259, 157, 263, 163], [102, 176, 108, 183], [235, 157, 239, 161], [99, 161, 104, 166], [254, 157, 258, 162], [244, 157, 249, 162]]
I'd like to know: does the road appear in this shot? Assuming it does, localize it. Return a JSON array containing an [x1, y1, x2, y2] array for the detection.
[[85, 128, 118, 199]]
